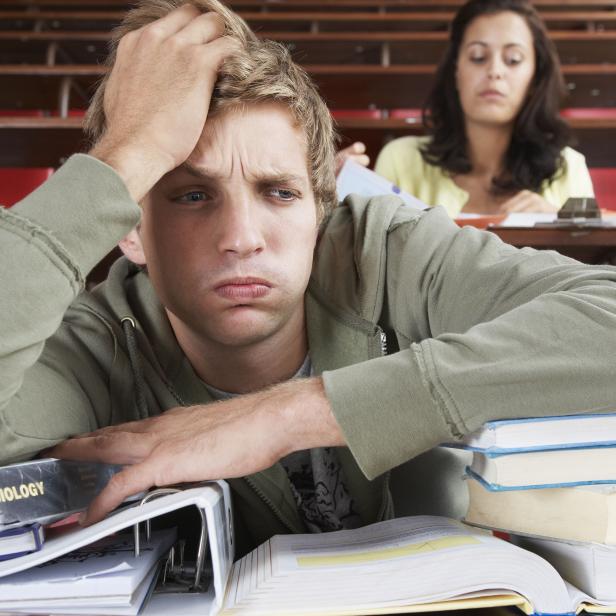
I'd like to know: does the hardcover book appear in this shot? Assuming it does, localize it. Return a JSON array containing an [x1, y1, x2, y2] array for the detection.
[[468, 446, 616, 490], [0, 458, 124, 528], [465, 475, 616, 544], [451, 413, 616, 454]]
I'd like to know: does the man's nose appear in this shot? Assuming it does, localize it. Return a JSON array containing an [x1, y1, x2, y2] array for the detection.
[[215, 195, 266, 258]]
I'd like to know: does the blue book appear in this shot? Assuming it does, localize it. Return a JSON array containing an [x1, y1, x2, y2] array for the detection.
[[445, 413, 616, 454], [0, 523, 44, 561], [467, 443, 616, 491]]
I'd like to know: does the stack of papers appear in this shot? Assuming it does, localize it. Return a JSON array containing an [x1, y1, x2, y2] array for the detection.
[[0, 528, 176, 615]]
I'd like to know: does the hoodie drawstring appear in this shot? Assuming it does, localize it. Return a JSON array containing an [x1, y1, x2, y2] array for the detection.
[[121, 316, 149, 420]]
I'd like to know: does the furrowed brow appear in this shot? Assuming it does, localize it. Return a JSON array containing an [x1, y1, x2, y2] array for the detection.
[[257, 173, 308, 189], [179, 161, 222, 182]]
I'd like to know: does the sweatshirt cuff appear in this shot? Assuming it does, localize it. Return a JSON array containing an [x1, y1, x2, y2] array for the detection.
[[11, 154, 141, 277], [322, 346, 457, 480]]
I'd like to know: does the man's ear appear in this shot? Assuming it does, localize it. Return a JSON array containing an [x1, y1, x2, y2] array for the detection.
[[118, 227, 146, 265]]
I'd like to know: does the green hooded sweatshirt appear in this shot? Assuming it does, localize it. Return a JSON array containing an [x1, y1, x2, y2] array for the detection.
[[2, 154, 616, 555]]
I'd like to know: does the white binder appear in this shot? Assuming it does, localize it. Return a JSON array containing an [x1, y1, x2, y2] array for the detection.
[[0, 482, 234, 616]]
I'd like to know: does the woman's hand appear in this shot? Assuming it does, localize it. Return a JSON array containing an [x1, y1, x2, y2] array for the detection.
[[499, 190, 560, 214], [335, 142, 370, 176]]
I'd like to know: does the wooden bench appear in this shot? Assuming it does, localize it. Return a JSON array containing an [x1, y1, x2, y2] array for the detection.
[[1, 111, 614, 167], [0, 65, 104, 115], [273, 31, 616, 65], [0, 115, 85, 166], [333, 112, 616, 169], [1, 62, 614, 113], [5, 0, 616, 10], [305, 64, 616, 108], [233, 11, 616, 33], [0, 31, 109, 65], [2, 10, 616, 33], [3, 30, 616, 66]]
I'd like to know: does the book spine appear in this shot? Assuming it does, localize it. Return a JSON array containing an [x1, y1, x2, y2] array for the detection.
[[0, 523, 44, 561], [0, 460, 122, 526], [466, 467, 616, 491]]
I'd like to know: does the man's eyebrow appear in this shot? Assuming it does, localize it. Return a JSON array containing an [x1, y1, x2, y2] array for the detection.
[[179, 161, 220, 181], [256, 173, 308, 188], [178, 162, 308, 188]]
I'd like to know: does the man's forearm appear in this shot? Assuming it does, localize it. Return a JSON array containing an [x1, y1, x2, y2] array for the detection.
[[50, 376, 346, 524], [264, 378, 346, 456]]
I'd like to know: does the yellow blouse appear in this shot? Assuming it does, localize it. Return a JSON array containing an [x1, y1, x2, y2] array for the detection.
[[374, 136, 595, 218]]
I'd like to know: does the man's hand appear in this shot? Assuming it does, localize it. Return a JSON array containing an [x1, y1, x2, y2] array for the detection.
[[335, 142, 370, 176], [48, 378, 345, 525], [499, 190, 560, 214], [90, 4, 239, 202]]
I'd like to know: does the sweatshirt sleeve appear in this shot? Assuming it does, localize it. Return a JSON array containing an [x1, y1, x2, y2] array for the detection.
[[323, 206, 616, 479], [0, 155, 141, 462]]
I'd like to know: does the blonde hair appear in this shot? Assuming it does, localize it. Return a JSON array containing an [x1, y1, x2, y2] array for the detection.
[[85, 0, 338, 218]]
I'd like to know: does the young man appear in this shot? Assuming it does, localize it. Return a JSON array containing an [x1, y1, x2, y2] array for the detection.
[[1, 0, 615, 555]]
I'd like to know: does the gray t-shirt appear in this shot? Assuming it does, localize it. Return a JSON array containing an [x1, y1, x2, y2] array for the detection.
[[204, 357, 361, 533]]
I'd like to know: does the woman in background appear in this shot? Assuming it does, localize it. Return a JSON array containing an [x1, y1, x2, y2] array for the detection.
[[341, 0, 594, 217]]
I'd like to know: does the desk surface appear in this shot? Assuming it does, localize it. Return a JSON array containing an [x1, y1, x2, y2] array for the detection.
[[488, 224, 616, 264]]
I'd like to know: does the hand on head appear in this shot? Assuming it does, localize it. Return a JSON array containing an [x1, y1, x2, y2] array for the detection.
[[335, 142, 370, 176], [90, 4, 240, 202]]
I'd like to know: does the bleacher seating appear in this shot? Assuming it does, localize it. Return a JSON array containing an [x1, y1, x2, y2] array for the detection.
[[6, 0, 616, 7], [0, 0, 613, 206], [3, 9, 616, 33], [2, 30, 616, 66]]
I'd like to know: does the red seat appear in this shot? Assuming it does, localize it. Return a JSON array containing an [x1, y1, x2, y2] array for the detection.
[[590, 168, 616, 211], [0, 168, 53, 207], [0, 110, 45, 117], [389, 108, 423, 124], [330, 109, 382, 120], [561, 108, 616, 120], [51, 109, 87, 118]]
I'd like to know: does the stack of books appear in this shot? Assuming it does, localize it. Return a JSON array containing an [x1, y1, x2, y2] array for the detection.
[[446, 413, 616, 602]]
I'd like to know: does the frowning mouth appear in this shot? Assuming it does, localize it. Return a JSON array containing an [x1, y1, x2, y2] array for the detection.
[[214, 277, 272, 301], [479, 89, 505, 98]]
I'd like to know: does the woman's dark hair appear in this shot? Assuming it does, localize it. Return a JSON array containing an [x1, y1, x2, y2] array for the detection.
[[421, 0, 572, 195]]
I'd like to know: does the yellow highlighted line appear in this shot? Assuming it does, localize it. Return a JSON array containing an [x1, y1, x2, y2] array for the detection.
[[297, 536, 479, 567]]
